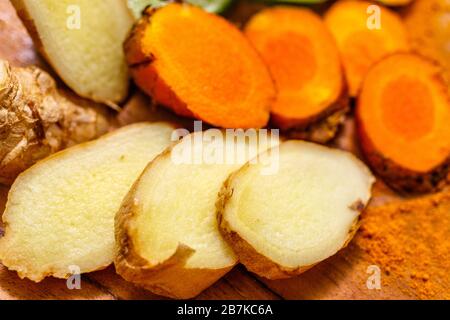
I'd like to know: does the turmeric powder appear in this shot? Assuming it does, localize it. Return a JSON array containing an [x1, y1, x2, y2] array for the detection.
[[356, 190, 450, 299]]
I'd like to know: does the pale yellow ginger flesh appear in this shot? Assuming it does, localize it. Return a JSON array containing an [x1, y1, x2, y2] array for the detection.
[[115, 129, 278, 298], [11, 0, 133, 103], [0, 122, 174, 282], [219, 141, 375, 279]]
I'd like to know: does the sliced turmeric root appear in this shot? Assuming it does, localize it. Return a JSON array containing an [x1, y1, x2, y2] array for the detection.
[[356, 53, 450, 193], [324, 0, 408, 97], [244, 7, 347, 142], [125, 3, 275, 129], [375, 0, 413, 5], [403, 0, 450, 94]]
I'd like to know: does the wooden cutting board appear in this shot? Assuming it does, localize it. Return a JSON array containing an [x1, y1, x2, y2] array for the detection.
[[0, 0, 446, 300]]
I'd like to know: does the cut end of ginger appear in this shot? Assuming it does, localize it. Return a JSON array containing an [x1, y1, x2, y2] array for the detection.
[[245, 6, 346, 131], [115, 129, 279, 299], [218, 141, 375, 280], [125, 3, 274, 129], [357, 53, 450, 193], [0, 123, 174, 282], [325, 0, 408, 97], [12, 0, 133, 103]]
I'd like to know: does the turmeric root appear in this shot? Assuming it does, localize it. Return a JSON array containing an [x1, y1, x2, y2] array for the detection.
[[375, 0, 413, 5], [0, 60, 111, 185], [127, 0, 232, 18], [403, 0, 450, 94], [356, 53, 450, 194], [125, 3, 275, 129], [244, 7, 347, 143], [324, 0, 408, 97]]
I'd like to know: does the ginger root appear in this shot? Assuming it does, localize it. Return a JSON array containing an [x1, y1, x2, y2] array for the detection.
[[0, 60, 111, 185]]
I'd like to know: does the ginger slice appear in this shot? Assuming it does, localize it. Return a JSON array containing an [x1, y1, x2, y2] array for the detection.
[[0, 60, 112, 185], [0, 123, 175, 282], [218, 140, 375, 279], [324, 0, 408, 96], [115, 129, 278, 298], [12, 0, 133, 103], [125, 3, 274, 129], [356, 53, 450, 193], [244, 6, 346, 136]]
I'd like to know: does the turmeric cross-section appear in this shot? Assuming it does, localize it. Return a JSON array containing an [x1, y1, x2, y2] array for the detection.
[[125, 3, 275, 129]]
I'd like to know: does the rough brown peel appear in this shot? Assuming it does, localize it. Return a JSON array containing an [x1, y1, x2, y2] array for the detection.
[[0, 60, 111, 185]]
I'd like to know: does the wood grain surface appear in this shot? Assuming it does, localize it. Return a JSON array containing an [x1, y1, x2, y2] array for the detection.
[[0, 0, 446, 300]]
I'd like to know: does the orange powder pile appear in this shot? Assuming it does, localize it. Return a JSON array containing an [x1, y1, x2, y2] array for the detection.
[[356, 190, 450, 299]]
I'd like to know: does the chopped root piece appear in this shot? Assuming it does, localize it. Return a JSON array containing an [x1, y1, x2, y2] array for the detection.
[[356, 53, 450, 193], [284, 106, 349, 144], [126, 0, 232, 17], [115, 130, 278, 299], [218, 141, 375, 279], [244, 7, 347, 139], [12, 0, 133, 103], [403, 0, 450, 93], [0, 60, 112, 185], [324, 0, 408, 96], [375, 0, 413, 5], [0, 123, 175, 282], [125, 3, 274, 129]]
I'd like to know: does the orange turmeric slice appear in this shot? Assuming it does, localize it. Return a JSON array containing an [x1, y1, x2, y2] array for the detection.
[[375, 0, 413, 5], [356, 53, 450, 193], [404, 0, 450, 94], [125, 3, 275, 129], [244, 6, 346, 139], [324, 0, 408, 97]]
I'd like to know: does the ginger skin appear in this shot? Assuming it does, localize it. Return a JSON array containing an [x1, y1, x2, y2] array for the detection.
[[0, 60, 111, 185]]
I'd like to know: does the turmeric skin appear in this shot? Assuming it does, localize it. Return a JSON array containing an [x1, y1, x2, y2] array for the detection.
[[356, 190, 450, 299]]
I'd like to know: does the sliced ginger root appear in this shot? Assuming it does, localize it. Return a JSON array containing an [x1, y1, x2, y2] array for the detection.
[[218, 141, 374, 279], [12, 0, 133, 103], [0, 123, 175, 282], [115, 129, 278, 299], [0, 60, 112, 185], [356, 53, 450, 193], [125, 3, 275, 129], [244, 6, 347, 142], [325, 0, 408, 97]]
